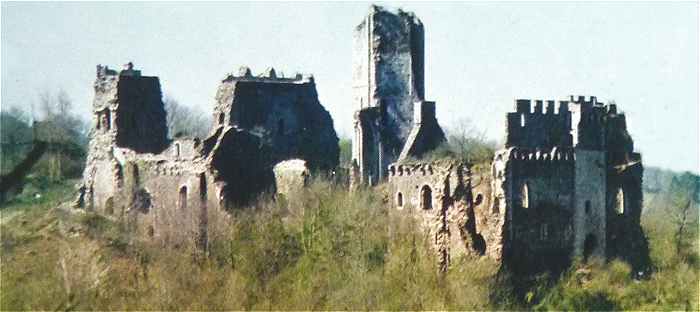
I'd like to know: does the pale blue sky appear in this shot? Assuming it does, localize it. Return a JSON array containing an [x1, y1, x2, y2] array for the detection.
[[2, 2, 698, 173]]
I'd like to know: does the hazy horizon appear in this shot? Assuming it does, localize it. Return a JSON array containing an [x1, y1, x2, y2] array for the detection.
[[2, 2, 698, 173]]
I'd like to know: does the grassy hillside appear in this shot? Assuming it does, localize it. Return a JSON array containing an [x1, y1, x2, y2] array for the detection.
[[1, 174, 698, 310]]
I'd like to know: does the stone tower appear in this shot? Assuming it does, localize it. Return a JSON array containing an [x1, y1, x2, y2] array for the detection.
[[92, 63, 168, 154], [352, 5, 428, 185], [492, 95, 647, 274]]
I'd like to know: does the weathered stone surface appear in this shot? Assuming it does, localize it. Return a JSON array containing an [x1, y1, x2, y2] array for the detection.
[[387, 161, 491, 270], [73, 8, 648, 278], [494, 96, 646, 274], [214, 69, 339, 171], [352, 6, 445, 184], [93, 65, 168, 154], [386, 94, 647, 274], [273, 159, 309, 197], [76, 64, 340, 246], [398, 101, 446, 161]]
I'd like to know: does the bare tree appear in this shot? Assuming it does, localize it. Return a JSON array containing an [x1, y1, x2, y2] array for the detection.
[[423, 117, 497, 163], [163, 96, 211, 139], [33, 89, 88, 180], [666, 172, 700, 261]]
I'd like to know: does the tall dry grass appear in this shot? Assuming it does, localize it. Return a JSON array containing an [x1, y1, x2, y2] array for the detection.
[[1, 178, 697, 310]]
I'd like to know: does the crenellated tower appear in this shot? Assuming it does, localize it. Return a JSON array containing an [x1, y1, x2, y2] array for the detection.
[[493, 94, 647, 274]]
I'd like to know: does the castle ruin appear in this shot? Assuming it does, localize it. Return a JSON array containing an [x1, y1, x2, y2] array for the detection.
[[74, 64, 338, 245], [73, 5, 648, 274], [351, 5, 447, 186], [355, 6, 648, 273]]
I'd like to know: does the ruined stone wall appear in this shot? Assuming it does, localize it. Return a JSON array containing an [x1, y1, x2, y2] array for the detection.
[[78, 65, 231, 247], [352, 5, 426, 182], [505, 96, 613, 151], [109, 70, 168, 154], [470, 163, 505, 261], [398, 101, 447, 161], [604, 107, 647, 269], [386, 161, 503, 269], [352, 5, 424, 116], [494, 147, 577, 273], [496, 94, 647, 273], [354, 108, 381, 185], [214, 69, 339, 171], [387, 162, 466, 268], [505, 99, 573, 149], [204, 126, 276, 208], [573, 149, 607, 260], [273, 159, 309, 198], [80, 142, 225, 246], [125, 158, 223, 247]]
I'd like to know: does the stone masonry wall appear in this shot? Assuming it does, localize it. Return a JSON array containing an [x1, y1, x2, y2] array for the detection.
[[352, 5, 426, 182], [214, 68, 339, 172], [493, 147, 577, 274], [398, 101, 447, 161], [386, 161, 504, 269]]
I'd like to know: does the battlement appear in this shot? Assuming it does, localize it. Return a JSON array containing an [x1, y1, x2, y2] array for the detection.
[[507, 99, 574, 149], [387, 160, 469, 178], [495, 147, 576, 163], [388, 163, 436, 177], [506, 95, 627, 150], [221, 66, 313, 84], [569, 95, 603, 106], [514, 99, 570, 115]]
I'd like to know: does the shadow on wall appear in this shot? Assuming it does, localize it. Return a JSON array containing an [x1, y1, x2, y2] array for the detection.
[[208, 127, 275, 209]]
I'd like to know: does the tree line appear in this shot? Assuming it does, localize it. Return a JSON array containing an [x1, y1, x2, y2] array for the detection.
[[0, 90, 211, 201]]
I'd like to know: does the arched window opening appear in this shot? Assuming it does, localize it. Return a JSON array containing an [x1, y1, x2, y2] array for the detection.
[[131, 164, 140, 186], [217, 189, 225, 209], [521, 183, 529, 209], [615, 188, 625, 215], [104, 110, 111, 130], [96, 114, 102, 130], [179, 186, 188, 210], [585, 200, 591, 214], [174, 143, 180, 158], [199, 173, 207, 201], [493, 197, 500, 214], [520, 113, 526, 127], [134, 189, 152, 213], [105, 197, 114, 215], [474, 193, 484, 206], [114, 164, 124, 188], [396, 192, 403, 208], [421, 185, 432, 210], [218, 113, 225, 125]]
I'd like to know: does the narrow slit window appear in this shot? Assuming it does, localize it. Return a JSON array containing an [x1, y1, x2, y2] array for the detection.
[[615, 188, 625, 215], [421, 185, 432, 210], [521, 183, 529, 209], [179, 186, 188, 210]]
